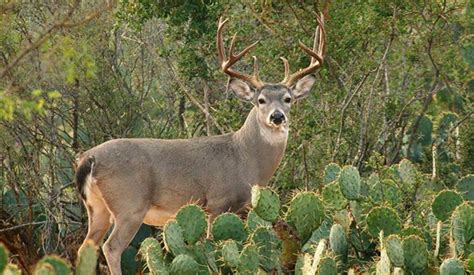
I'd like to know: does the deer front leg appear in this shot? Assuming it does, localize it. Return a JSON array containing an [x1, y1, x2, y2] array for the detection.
[[103, 211, 145, 275]]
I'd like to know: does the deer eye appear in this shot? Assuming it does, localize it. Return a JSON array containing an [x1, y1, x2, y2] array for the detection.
[[284, 97, 292, 103], [258, 98, 266, 104]]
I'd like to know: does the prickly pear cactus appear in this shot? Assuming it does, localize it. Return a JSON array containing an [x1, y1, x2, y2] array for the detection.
[[238, 244, 259, 274], [366, 207, 402, 237], [37, 255, 72, 275], [286, 191, 325, 240], [169, 254, 200, 275], [324, 163, 341, 184], [456, 175, 474, 201], [139, 238, 168, 275], [317, 257, 337, 275], [432, 190, 463, 222], [76, 240, 98, 275], [451, 202, 474, 256], [402, 235, 428, 274], [467, 252, 474, 273], [251, 226, 281, 272], [251, 186, 280, 222], [176, 204, 207, 244], [246, 209, 272, 231], [338, 166, 361, 200], [211, 212, 247, 242], [370, 179, 402, 207], [397, 159, 417, 185], [440, 258, 465, 275], [322, 181, 347, 210], [221, 240, 240, 268], [329, 223, 348, 264], [34, 262, 55, 275], [163, 220, 188, 256], [0, 243, 7, 273], [385, 235, 404, 267]]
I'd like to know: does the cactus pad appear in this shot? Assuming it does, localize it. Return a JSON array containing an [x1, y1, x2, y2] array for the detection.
[[211, 213, 247, 242], [322, 182, 347, 210], [440, 258, 465, 275], [251, 186, 280, 222], [176, 204, 207, 244], [385, 235, 404, 267], [397, 159, 416, 185], [456, 175, 474, 201], [338, 166, 361, 200], [37, 255, 72, 275], [163, 220, 188, 256], [324, 163, 341, 184], [221, 240, 240, 268], [402, 235, 428, 274], [139, 238, 168, 275], [169, 254, 200, 275], [238, 244, 259, 273], [432, 190, 463, 222], [467, 252, 474, 273], [77, 240, 98, 275], [329, 223, 348, 263], [366, 207, 401, 237], [286, 192, 325, 240], [317, 257, 337, 275], [370, 179, 402, 207], [251, 226, 281, 271], [246, 209, 272, 231], [451, 202, 474, 256], [0, 243, 8, 273]]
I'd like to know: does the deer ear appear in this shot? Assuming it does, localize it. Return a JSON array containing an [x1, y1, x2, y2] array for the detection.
[[291, 75, 316, 100], [229, 79, 255, 101]]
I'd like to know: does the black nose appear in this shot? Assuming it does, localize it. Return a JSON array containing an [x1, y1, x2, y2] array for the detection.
[[270, 111, 285, 125]]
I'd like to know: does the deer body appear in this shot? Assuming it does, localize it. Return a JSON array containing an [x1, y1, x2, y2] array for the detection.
[[77, 15, 325, 275]]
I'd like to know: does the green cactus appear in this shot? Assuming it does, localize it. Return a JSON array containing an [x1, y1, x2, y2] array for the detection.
[[349, 224, 371, 253], [139, 238, 168, 275], [402, 235, 428, 274], [246, 209, 272, 231], [286, 191, 325, 240], [385, 235, 404, 267], [34, 262, 55, 275], [317, 257, 337, 275], [338, 165, 361, 200], [251, 226, 281, 272], [329, 223, 348, 264], [415, 115, 433, 146], [366, 207, 402, 238], [467, 252, 474, 273], [324, 163, 341, 184], [370, 179, 402, 207], [397, 159, 417, 185], [322, 181, 347, 210], [432, 190, 463, 222], [0, 243, 8, 273], [221, 240, 240, 268], [440, 258, 465, 275], [211, 212, 247, 242], [238, 244, 259, 274], [163, 220, 188, 256], [37, 255, 72, 275], [456, 175, 474, 201], [176, 204, 207, 244], [451, 202, 474, 257], [251, 186, 280, 222], [169, 254, 200, 275], [76, 240, 98, 275]]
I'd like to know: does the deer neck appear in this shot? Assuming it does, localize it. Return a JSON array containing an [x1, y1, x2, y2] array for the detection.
[[234, 107, 288, 184]]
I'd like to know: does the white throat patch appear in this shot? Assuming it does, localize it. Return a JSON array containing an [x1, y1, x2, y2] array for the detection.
[[259, 125, 289, 145]]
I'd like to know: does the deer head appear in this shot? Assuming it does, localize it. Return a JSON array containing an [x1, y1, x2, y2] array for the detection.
[[217, 14, 326, 132]]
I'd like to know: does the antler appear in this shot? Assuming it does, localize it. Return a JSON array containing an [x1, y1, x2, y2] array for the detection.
[[281, 13, 326, 87], [217, 17, 264, 89]]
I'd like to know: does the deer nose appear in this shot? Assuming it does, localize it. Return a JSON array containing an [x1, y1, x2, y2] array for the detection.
[[270, 111, 285, 125]]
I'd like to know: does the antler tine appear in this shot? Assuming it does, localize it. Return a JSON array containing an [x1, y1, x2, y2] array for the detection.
[[217, 17, 264, 89], [281, 13, 326, 87], [280, 57, 290, 84]]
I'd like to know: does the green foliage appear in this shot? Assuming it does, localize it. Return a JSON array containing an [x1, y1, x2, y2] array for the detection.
[[221, 240, 240, 268], [329, 223, 348, 264], [286, 192, 325, 240], [385, 235, 404, 267], [456, 175, 474, 201], [169, 254, 200, 275], [317, 257, 337, 275], [251, 226, 281, 272], [440, 258, 465, 275], [246, 209, 272, 231], [432, 190, 464, 222], [163, 220, 188, 256], [366, 207, 402, 237], [322, 181, 347, 210], [176, 204, 207, 244], [467, 252, 474, 273], [238, 244, 259, 273], [451, 202, 474, 256], [76, 241, 98, 275], [251, 186, 280, 222], [139, 238, 168, 275], [324, 163, 341, 185], [211, 213, 247, 242], [338, 166, 361, 200]]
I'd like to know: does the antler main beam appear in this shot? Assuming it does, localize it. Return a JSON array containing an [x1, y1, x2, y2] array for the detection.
[[217, 17, 264, 89], [281, 13, 326, 87]]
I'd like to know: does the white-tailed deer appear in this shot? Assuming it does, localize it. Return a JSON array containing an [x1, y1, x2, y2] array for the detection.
[[76, 15, 325, 274]]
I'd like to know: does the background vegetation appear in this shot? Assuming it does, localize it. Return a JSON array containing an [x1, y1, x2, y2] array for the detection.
[[0, 0, 472, 273]]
